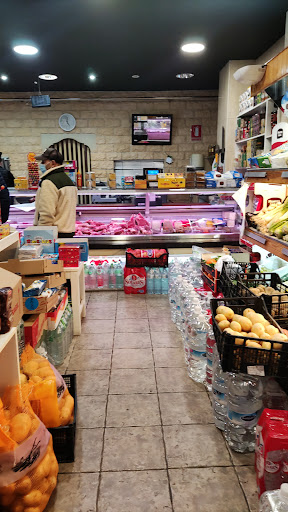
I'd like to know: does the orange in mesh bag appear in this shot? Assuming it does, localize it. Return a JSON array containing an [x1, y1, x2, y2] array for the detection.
[[20, 346, 74, 428], [0, 385, 58, 512]]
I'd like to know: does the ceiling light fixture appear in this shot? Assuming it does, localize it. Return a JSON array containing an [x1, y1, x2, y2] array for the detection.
[[1, 75, 8, 81], [13, 45, 39, 55], [132, 74, 140, 79], [176, 73, 194, 79], [38, 74, 58, 80], [181, 43, 205, 53], [89, 74, 96, 81]]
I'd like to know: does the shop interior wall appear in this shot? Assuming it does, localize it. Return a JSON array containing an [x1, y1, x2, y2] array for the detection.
[[0, 90, 218, 180]]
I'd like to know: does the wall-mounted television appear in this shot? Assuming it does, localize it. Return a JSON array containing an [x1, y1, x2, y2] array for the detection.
[[132, 115, 172, 145], [31, 95, 51, 108]]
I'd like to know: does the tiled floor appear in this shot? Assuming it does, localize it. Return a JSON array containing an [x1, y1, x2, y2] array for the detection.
[[47, 291, 258, 512]]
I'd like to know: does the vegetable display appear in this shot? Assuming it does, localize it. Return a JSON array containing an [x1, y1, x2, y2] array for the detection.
[[251, 198, 288, 239]]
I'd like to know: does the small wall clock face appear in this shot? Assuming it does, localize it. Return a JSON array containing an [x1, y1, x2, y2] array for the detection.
[[59, 113, 76, 131]]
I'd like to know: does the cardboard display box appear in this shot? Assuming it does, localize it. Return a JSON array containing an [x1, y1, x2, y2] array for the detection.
[[22, 272, 66, 289], [24, 312, 47, 348], [55, 238, 88, 262], [0, 259, 64, 275], [0, 268, 23, 328], [47, 290, 68, 330], [24, 226, 58, 254], [23, 291, 59, 315]]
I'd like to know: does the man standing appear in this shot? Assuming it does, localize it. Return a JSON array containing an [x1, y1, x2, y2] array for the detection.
[[35, 147, 77, 238]]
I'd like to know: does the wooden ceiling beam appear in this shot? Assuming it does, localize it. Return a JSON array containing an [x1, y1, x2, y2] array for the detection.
[[251, 47, 288, 95]]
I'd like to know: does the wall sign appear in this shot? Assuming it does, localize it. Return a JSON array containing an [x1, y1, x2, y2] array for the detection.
[[191, 125, 202, 141]]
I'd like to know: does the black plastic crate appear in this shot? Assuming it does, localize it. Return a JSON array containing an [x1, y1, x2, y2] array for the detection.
[[237, 272, 288, 325], [219, 261, 259, 297], [211, 296, 288, 377], [49, 374, 77, 463], [126, 248, 169, 268]]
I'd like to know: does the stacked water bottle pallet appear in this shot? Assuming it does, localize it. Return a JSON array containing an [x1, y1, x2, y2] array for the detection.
[[84, 259, 124, 291], [44, 303, 73, 366]]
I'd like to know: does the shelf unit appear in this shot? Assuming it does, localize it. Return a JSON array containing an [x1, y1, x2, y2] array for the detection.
[[242, 228, 288, 263], [237, 99, 270, 118], [236, 133, 265, 144], [241, 168, 288, 185]]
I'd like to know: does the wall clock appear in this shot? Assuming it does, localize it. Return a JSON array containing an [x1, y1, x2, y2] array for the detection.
[[59, 113, 76, 132]]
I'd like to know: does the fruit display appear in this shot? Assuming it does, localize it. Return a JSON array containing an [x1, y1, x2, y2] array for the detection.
[[0, 386, 58, 512], [215, 305, 286, 350], [21, 345, 74, 428], [250, 197, 288, 239]]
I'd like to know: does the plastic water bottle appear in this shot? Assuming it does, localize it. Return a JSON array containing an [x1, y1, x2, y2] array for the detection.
[[115, 262, 124, 289], [109, 263, 117, 289], [187, 313, 207, 383], [154, 268, 162, 294], [96, 265, 104, 289], [206, 318, 215, 392], [161, 268, 169, 294], [260, 483, 288, 512], [225, 373, 263, 453], [146, 268, 154, 294], [103, 262, 110, 289], [212, 347, 227, 431]]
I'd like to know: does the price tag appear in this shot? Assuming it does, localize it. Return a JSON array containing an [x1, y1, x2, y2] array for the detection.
[[247, 365, 265, 377], [247, 232, 266, 245]]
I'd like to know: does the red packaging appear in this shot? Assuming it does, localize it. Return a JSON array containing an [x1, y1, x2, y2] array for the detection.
[[124, 267, 146, 294], [58, 245, 80, 267], [256, 409, 288, 497]]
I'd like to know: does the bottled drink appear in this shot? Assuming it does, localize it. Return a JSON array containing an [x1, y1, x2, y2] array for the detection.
[[115, 262, 124, 289], [91, 263, 97, 289], [212, 347, 227, 430], [161, 268, 169, 294], [103, 262, 109, 289], [206, 318, 215, 392], [225, 373, 263, 453], [259, 483, 288, 512], [147, 268, 154, 294], [109, 263, 117, 289], [187, 313, 207, 383], [96, 265, 104, 289], [17, 318, 25, 358], [154, 268, 162, 294]]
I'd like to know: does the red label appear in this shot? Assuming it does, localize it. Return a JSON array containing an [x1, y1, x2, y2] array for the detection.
[[191, 125, 202, 141]]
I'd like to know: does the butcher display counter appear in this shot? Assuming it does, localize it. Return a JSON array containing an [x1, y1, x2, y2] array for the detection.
[[8, 188, 241, 247]]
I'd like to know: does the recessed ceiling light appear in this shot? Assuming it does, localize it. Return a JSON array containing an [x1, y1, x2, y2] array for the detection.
[[1, 75, 8, 81], [132, 74, 140, 79], [89, 74, 96, 81], [181, 43, 205, 53], [176, 73, 194, 79], [13, 45, 38, 55], [38, 74, 58, 80]]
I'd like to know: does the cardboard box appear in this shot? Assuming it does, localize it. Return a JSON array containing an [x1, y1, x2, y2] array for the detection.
[[109, 173, 116, 180], [24, 312, 47, 348], [135, 179, 147, 189], [0, 268, 23, 328], [158, 175, 186, 188], [22, 272, 67, 289], [0, 224, 10, 239], [0, 259, 64, 275], [24, 226, 58, 254], [47, 290, 68, 330], [23, 291, 59, 315], [109, 180, 116, 189], [55, 238, 88, 262]]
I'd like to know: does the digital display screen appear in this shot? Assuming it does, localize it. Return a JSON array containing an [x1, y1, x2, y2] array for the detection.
[[132, 115, 172, 145], [30, 95, 51, 108]]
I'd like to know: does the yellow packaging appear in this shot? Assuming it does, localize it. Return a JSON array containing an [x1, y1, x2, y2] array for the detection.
[[0, 223, 10, 238], [135, 179, 147, 189], [109, 180, 116, 189], [158, 174, 186, 188], [109, 173, 116, 180], [14, 177, 28, 189]]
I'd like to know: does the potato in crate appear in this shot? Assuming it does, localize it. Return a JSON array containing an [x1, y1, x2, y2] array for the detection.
[[211, 296, 288, 378]]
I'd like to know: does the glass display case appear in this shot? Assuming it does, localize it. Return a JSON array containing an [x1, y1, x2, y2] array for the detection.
[[8, 188, 241, 247]]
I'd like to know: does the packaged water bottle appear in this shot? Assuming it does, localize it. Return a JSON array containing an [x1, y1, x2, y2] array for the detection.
[[96, 265, 104, 289], [154, 268, 162, 294], [225, 373, 263, 453], [91, 263, 97, 289], [109, 263, 117, 289], [259, 483, 288, 512], [187, 313, 207, 383], [161, 268, 169, 295], [206, 318, 215, 392], [115, 262, 124, 289], [212, 347, 227, 431], [146, 268, 154, 294], [265, 451, 283, 491], [102, 262, 109, 289]]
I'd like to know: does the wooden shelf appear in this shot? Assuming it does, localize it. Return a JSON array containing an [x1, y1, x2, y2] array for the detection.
[[235, 133, 265, 144], [243, 168, 288, 184], [237, 99, 270, 118], [242, 228, 288, 262]]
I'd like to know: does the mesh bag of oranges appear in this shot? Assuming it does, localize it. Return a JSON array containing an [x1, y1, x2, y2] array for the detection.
[[0, 384, 58, 512], [20, 346, 74, 428]]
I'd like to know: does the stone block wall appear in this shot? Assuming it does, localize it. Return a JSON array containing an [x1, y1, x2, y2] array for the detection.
[[0, 90, 218, 179]]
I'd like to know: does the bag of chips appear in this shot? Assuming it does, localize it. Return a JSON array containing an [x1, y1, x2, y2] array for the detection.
[[21, 345, 74, 428], [0, 384, 58, 512]]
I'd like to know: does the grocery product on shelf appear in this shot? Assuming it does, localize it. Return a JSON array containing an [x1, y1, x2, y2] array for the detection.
[[44, 304, 73, 366], [75, 212, 152, 236], [0, 384, 58, 512], [28, 161, 39, 189], [259, 484, 288, 512], [124, 267, 146, 294], [225, 373, 263, 453]]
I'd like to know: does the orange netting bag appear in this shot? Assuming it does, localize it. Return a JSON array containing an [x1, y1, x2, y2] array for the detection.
[[0, 384, 58, 512], [20, 346, 74, 428]]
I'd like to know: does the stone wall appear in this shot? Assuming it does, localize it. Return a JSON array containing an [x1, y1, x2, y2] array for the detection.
[[0, 90, 218, 179]]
